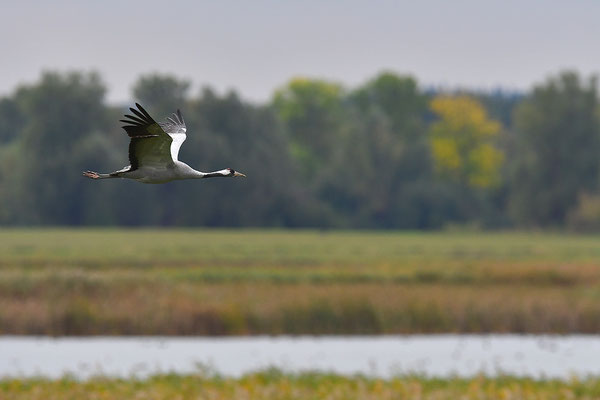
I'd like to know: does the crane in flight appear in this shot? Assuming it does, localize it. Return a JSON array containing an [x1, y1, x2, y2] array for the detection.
[[83, 103, 245, 184]]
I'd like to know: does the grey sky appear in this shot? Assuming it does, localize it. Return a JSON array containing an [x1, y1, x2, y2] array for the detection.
[[3, 0, 599, 103]]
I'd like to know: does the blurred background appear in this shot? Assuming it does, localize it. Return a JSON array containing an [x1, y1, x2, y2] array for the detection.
[[4, 1, 600, 397], [2, 0, 600, 230]]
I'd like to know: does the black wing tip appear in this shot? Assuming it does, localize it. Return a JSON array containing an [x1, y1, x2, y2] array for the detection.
[[128, 107, 150, 124], [135, 103, 154, 120], [121, 103, 161, 137], [125, 103, 154, 123]]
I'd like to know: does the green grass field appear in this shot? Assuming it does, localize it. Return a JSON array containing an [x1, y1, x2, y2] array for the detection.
[[2, 371, 600, 400], [2, 229, 600, 334]]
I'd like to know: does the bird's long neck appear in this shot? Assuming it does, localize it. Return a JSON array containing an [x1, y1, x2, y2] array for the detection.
[[191, 168, 231, 179]]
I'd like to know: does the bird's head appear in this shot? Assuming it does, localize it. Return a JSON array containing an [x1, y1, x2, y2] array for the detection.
[[226, 168, 246, 178]]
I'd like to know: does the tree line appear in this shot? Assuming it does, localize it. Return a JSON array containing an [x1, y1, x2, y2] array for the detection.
[[0, 70, 599, 229]]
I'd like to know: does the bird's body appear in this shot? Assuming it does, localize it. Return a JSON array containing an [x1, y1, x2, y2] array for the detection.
[[83, 103, 245, 183]]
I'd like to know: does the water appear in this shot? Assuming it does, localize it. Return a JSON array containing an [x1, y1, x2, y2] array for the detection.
[[1, 335, 599, 380]]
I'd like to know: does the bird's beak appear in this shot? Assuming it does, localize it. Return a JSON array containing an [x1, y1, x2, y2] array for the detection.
[[233, 171, 246, 178]]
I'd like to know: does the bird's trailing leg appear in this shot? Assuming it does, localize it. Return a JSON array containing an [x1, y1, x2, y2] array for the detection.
[[83, 171, 114, 179]]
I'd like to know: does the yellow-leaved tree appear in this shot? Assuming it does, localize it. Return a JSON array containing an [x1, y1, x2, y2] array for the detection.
[[429, 95, 504, 188]]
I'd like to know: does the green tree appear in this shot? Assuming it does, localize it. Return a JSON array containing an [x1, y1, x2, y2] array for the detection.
[[4, 71, 117, 224], [272, 78, 345, 180], [0, 98, 25, 144], [509, 72, 600, 227], [323, 73, 434, 228], [349, 72, 431, 188], [318, 108, 404, 227], [350, 72, 426, 140]]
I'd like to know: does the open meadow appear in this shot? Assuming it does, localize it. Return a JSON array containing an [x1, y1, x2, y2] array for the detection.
[[1, 229, 600, 335]]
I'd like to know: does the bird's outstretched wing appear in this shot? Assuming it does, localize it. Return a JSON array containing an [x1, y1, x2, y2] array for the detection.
[[120, 103, 186, 170]]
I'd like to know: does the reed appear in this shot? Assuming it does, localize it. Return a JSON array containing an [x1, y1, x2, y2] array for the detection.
[[1, 229, 600, 335]]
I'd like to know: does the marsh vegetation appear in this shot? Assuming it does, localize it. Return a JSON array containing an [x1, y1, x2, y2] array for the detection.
[[3, 371, 600, 400], [2, 229, 600, 335]]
